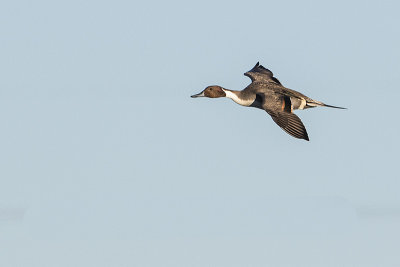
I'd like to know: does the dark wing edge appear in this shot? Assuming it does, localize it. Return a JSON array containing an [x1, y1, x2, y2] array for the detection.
[[244, 62, 281, 85], [267, 110, 309, 141]]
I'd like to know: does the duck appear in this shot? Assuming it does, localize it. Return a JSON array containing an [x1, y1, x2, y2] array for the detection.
[[191, 62, 345, 141]]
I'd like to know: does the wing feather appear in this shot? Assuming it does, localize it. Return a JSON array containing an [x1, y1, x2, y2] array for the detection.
[[267, 111, 309, 141], [244, 62, 282, 85], [257, 92, 309, 141]]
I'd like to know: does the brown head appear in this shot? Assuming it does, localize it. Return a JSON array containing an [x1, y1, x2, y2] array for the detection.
[[191, 86, 226, 98]]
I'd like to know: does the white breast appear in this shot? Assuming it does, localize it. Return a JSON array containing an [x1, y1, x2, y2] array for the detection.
[[223, 90, 253, 107]]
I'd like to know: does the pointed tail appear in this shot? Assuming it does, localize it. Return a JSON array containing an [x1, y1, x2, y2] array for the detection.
[[321, 103, 346, 109], [306, 100, 346, 109]]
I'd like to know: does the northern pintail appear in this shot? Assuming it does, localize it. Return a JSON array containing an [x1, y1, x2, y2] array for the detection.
[[191, 62, 345, 141]]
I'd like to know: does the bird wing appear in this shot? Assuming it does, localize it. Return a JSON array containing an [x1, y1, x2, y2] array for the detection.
[[244, 62, 282, 85], [258, 93, 309, 141]]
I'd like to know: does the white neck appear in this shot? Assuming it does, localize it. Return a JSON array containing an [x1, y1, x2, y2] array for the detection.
[[222, 89, 253, 106]]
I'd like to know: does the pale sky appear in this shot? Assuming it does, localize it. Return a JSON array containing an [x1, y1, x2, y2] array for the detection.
[[1, 0, 400, 266]]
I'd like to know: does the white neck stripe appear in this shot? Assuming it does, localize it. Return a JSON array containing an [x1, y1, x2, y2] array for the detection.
[[223, 89, 253, 106]]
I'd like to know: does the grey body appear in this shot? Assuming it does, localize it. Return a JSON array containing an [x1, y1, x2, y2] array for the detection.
[[240, 64, 331, 111], [237, 82, 308, 110]]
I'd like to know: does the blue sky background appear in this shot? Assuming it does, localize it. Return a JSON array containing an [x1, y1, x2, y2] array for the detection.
[[1, 0, 400, 266]]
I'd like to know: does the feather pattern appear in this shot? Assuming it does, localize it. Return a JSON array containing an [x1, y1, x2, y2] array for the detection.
[[257, 92, 309, 141], [267, 110, 309, 141], [244, 62, 281, 85]]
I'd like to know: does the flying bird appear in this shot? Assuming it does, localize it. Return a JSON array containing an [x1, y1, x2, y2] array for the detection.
[[191, 62, 345, 141]]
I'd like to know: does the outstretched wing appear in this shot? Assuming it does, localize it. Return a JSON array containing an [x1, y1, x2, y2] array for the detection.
[[267, 110, 309, 141], [244, 62, 282, 85], [258, 93, 309, 141]]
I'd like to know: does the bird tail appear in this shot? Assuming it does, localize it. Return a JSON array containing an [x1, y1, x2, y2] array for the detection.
[[306, 100, 346, 109], [322, 103, 346, 109]]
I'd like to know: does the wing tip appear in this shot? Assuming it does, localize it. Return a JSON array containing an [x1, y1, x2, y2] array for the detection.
[[269, 111, 310, 141], [252, 61, 267, 71], [287, 130, 310, 141], [250, 61, 260, 72], [295, 129, 309, 141]]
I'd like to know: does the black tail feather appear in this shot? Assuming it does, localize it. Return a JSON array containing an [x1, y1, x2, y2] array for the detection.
[[323, 103, 347, 109], [306, 101, 346, 109]]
